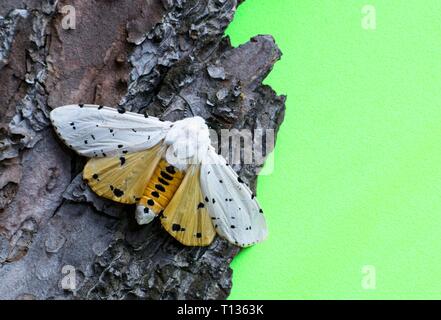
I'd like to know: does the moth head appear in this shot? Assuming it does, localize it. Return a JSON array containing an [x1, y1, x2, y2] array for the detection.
[[165, 116, 209, 144], [164, 116, 210, 169]]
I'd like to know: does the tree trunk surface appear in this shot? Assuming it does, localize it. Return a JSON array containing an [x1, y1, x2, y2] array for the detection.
[[0, 0, 285, 299]]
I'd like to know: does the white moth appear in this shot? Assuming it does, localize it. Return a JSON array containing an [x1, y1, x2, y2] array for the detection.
[[50, 104, 267, 247]]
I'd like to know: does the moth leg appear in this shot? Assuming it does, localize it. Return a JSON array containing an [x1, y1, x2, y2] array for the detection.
[[135, 205, 156, 225]]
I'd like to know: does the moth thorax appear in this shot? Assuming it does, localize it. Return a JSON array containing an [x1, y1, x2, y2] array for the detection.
[[138, 159, 185, 215]]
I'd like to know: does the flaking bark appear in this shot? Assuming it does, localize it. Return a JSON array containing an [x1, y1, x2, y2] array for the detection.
[[0, 0, 285, 299]]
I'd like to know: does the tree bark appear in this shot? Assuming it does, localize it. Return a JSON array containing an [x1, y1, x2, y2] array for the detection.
[[0, 0, 285, 299]]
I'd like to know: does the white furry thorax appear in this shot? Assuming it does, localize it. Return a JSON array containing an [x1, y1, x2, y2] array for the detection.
[[163, 116, 211, 171]]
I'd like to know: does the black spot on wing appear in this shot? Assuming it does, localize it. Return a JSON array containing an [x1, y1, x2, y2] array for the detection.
[[196, 233, 202, 238], [92, 174, 99, 180], [197, 202, 205, 209], [172, 224, 181, 231], [119, 157, 126, 166], [112, 187, 124, 197], [144, 207, 149, 213], [117, 107, 126, 114], [147, 199, 154, 206], [98, 105, 104, 110], [205, 196, 209, 202], [237, 177, 244, 183], [118, 144, 123, 148], [79, 104, 84, 108], [155, 184, 165, 192]]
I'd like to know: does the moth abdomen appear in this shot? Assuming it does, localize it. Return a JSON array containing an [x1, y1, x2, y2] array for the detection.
[[138, 159, 184, 215]]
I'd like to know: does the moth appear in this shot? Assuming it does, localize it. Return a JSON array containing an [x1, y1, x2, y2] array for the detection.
[[50, 104, 267, 247]]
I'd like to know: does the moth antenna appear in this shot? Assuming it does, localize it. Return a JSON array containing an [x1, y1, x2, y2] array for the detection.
[[178, 94, 196, 117], [160, 94, 196, 119]]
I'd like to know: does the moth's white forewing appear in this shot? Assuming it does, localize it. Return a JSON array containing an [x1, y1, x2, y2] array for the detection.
[[50, 104, 172, 157], [200, 148, 268, 247]]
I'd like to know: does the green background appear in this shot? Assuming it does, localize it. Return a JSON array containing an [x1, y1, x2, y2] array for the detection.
[[226, 0, 441, 299]]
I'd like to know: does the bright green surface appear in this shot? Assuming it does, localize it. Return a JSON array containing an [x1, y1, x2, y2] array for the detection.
[[226, 0, 441, 299]]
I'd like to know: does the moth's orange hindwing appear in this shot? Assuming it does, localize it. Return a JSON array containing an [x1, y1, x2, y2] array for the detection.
[[83, 144, 165, 204], [160, 165, 216, 247]]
